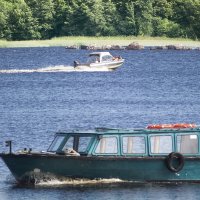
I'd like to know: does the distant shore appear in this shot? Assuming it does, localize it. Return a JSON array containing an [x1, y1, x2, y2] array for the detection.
[[0, 36, 200, 50]]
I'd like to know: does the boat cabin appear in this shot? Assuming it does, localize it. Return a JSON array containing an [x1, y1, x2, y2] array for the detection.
[[87, 52, 114, 64], [48, 125, 200, 157], [73, 51, 124, 70], [2, 123, 200, 183]]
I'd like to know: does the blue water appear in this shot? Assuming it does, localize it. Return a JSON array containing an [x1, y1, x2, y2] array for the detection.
[[0, 47, 200, 199]]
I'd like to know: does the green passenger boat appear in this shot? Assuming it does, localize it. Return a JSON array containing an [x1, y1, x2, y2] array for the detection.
[[1, 124, 200, 184]]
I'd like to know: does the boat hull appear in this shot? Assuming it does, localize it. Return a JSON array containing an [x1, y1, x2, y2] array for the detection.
[[2, 153, 200, 183], [75, 60, 124, 71]]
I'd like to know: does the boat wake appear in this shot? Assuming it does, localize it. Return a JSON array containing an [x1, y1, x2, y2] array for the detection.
[[9, 171, 185, 188], [17, 171, 129, 187], [0, 65, 111, 74], [37, 177, 125, 187]]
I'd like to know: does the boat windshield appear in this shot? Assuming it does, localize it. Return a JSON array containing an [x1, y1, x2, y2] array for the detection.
[[48, 135, 65, 152], [48, 135, 93, 154], [87, 55, 100, 63], [62, 136, 92, 153], [101, 55, 113, 62]]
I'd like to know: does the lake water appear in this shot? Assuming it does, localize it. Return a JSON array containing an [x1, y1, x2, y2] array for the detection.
[[0, 47, 200, 199]]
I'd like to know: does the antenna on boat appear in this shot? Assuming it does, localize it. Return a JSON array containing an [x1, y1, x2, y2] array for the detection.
[[5, 140, 12, 154]]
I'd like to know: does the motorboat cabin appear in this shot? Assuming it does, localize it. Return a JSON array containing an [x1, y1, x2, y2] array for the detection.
[[73, 52, 124, 70]]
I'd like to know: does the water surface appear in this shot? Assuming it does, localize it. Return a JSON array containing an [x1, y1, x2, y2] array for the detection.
[[0, 47, 200, 199]]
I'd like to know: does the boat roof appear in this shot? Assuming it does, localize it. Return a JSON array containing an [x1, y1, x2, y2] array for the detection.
[[56, 127, 200, 136], [89, 52, 112, 57]]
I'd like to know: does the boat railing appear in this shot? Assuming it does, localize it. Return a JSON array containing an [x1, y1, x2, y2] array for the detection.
[[95, 127, 144, 132]]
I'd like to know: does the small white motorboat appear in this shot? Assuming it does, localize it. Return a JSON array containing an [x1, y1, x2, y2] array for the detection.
[[73, 52, 124, 71]]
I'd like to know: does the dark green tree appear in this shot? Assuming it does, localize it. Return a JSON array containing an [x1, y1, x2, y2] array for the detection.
[[153, 0, 173, 19], [25, 0, 55, 39], [101, 0, 118, 35], [82, 0, 107, 36], [1, 0, 200, 40], [114, 1, 136, 35], [7, 0, 40, 40], [134, 0, 153, 36], [66, 0, 90, 35], [0, 1, 12, 39], [52, 0, 67, 36], [171, 0, 200, 39]]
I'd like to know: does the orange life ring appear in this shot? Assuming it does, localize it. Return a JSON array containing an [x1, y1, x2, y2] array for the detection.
[[147, 123, 196, 129]]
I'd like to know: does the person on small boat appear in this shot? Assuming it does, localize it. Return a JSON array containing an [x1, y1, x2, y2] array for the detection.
[[95, 58, 100, 63], [74, 60, 79, 67], [63, 148, 80, 156], [113, 56, 122, 61]]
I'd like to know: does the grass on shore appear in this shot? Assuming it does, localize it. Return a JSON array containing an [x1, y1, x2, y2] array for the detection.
[[0, 36, 200, 48]]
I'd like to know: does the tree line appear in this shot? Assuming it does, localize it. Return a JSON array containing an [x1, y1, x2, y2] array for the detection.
[[0, 0, 200, 41]]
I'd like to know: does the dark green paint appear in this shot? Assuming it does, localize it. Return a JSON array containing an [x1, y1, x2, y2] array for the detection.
[[1, 127, 200, 183]]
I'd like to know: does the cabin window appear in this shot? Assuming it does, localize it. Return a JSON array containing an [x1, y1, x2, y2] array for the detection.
[[62, 136, 74, 151], [95, 136, 118, 154], [122, 136, 146, 154], [78, 137, 92, 152], [150, 135, 173, 154], [48, 136, 65, 152], [88, 55, 99, 63], [176, 134, 199, 154], [102, 55, 112, 62]]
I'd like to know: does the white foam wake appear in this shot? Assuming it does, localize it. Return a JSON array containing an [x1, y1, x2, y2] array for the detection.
[[18, 171, 128, 187], [0, 65, 111, 74], [37, 178, 125, 187]]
